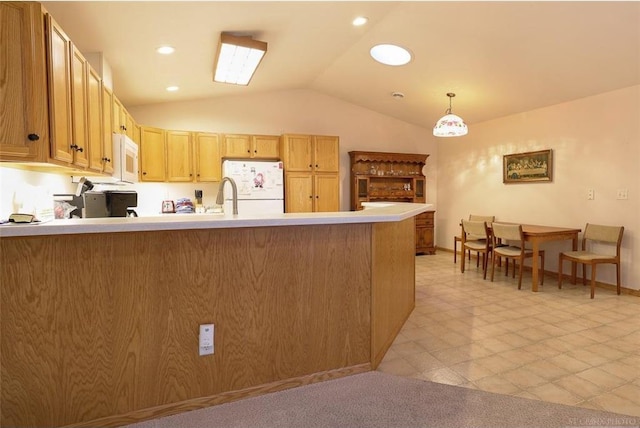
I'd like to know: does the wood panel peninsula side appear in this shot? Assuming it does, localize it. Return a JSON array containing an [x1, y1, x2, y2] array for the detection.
[[0, 203, 427, 427], [349, 151, 436, 254]]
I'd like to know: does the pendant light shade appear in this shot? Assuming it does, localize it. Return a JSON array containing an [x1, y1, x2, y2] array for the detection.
[[433, 93, 468, 137]]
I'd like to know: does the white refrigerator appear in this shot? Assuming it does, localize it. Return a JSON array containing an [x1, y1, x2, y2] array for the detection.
[[221, 160, 284, 215]]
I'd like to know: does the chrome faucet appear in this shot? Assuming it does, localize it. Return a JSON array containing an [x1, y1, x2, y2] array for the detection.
[[216, 176, 238, 215]]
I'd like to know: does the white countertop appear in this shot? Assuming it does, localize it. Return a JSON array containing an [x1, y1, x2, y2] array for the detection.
[[0, 203, 434, 237]]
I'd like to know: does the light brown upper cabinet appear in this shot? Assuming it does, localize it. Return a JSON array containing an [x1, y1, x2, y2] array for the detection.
[[101, 86, 114, 174], [166, 130, 193, 182], [0, 2, 49, 162], [46, 14, 75, 165], [222, 134, 279, 159], [86, 66, 103, 172], [280, 134, 339, 173], [194, 133, 221, 182], [140, 126, 166, 182]]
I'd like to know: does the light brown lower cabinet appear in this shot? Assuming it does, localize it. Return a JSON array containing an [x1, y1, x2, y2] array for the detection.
[[415, 211, 436, 255], [285, 172, 339, 213]]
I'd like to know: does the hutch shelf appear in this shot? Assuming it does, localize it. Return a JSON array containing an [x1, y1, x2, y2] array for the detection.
[[349, 151, 435, 255]]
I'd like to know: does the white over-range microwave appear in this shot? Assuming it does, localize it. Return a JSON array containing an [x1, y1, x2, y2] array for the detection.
[[112, 134, 139, 183]]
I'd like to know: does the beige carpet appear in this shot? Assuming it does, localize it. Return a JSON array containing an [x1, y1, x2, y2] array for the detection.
[[125, 372, 638, 428]]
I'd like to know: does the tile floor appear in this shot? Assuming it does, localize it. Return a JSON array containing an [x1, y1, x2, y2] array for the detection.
[[377, 252, 640, 418]]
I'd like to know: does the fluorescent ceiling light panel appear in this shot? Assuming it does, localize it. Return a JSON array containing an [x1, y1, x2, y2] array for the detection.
[[213, 33, 267, 85]]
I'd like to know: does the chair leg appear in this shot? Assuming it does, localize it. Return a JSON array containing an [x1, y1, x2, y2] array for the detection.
[[454, 237, 458, 264], [582, 264, 587, 286], [517, 258, 523, 289], [558, 255, 563, 289], [490, 252, 496, 282], [540, 251, 545, 286], [482, 252, 488, 280], [461, 246, 466, 273], [616, 262, 621, 295], [590, 264, 597, 299]]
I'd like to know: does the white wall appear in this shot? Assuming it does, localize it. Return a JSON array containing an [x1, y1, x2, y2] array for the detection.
[[128, 88, 438, 212], [436, 85, 639, 290]]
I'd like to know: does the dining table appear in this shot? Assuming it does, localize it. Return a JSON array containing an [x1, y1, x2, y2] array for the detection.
[[517, 224, 582, 291], [461, 221, 582, 292]]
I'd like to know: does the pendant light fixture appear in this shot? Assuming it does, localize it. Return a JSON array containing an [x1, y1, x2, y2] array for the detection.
[[433, 93, 468, 137]]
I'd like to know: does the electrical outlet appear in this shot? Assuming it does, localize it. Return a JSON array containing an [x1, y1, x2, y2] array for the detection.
[[616, 189, 628, 200], [587, 189, 594, 200], [199, 324, 214, 356]]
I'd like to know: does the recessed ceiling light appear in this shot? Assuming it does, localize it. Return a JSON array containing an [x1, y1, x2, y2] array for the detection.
[[391, 92, 405, 99], [156, 46, 175, 55], [370, 44, 412, 66], [166, 86, 179, 92], [352, 16, 368, 26]]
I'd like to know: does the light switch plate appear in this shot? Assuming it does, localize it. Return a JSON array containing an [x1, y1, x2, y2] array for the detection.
[[199, 324, 214, 356]]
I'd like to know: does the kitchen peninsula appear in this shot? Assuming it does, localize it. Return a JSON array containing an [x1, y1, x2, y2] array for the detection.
[[0, 203, 430, 427]]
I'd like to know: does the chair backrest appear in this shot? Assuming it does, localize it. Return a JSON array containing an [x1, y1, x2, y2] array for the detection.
[[583, 224, 624, 256], [491, 223, 523, 244], [469, 214, 495, 224], [461, 219, 489, 241]]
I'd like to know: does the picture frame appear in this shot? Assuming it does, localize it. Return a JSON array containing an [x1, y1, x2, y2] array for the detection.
[[503, 149, 553, 183]]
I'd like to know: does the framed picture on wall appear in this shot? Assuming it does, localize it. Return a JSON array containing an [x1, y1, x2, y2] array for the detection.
[[503, 149, 553, 183]]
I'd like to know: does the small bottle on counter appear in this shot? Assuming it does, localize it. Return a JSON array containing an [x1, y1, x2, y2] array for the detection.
[[195, 190, 204, 213]]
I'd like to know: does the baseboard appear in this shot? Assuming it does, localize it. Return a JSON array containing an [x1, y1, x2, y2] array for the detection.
[[435, 247, 639, 297], [65, 364, 372, 428]]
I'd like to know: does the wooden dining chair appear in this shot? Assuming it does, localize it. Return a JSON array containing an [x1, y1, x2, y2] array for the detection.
[[460, 219, 492, 279], [490, 223, 545, 289], [454, 215, 495, 264], [558, 224, 624, 299]]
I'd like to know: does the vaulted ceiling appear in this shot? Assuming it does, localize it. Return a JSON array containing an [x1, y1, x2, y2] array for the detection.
[[42, 1, 640, 129]]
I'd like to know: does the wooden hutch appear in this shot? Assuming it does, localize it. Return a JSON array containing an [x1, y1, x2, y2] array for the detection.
[[349, 151, 435, 255]]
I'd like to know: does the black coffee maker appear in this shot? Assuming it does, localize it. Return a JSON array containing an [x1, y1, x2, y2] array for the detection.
[[104, 190, 138, 217], [83, 190, 138, 217]]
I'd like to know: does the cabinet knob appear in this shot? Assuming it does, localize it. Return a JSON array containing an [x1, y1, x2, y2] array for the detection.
[[142, 171, 147, 175], [309, 164, 313, 168], [316, 195, 319, 199], [247, 150, 251, 153], [70, 144, 83, 152], [315, 164, 319, 168], [76, 146, 83, 153], [309, 195, 313, 199], [27, 133, 40, 141]]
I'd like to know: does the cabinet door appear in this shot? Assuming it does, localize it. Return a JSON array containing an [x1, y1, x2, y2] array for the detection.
[[140, 126, 166, 181], [124, 109, 134, 140], [0, 2, 48, 162], [101, 86, 114, 173], [166, 130, 193, 182], [285, 173, 313, 213], [86, 66, 103, 172], [252, 135, 279, 159], [195, 133, 221, 182], [313, 135, 339, 172], [113, 96, 124, 134], [222, 134, 251, 158], [70, 45, 89, 167], [281, 134, 312, 171], [314, 174, 340, 212], [47, 15, 74, 164], [133, 123, 141, 145]]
